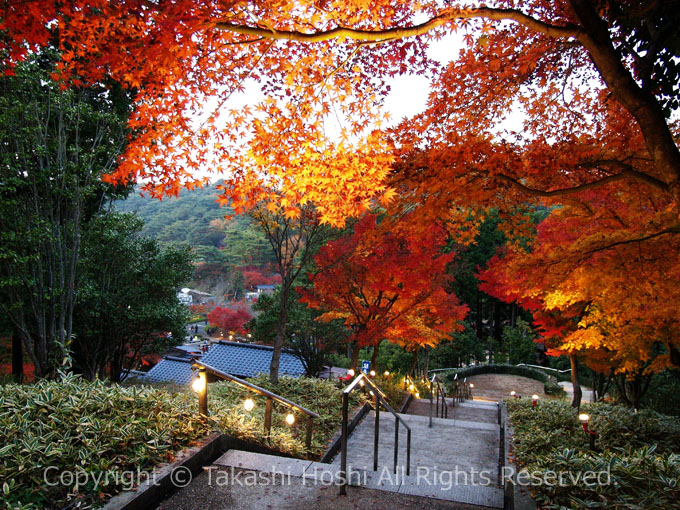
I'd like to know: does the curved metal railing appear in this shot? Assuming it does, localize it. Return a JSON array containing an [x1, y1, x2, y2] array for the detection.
[[429, 374, 448, 427], [339, 372, 411, 495], [192, 360, 320, 451]]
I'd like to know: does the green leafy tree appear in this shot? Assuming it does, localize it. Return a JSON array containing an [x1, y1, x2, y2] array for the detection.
[[248, 287, 348, 377], [502, 318, 538, 365], [0, 52, 130, 378], [249, 202, 331, 383], [71, 212, 192, 381]]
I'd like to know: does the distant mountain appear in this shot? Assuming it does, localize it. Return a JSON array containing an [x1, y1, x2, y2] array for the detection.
[[116, 183, 276, 267]]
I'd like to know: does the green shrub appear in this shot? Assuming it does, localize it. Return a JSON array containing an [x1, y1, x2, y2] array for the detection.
[[0, 373, 369, 510], [639, 371, 680, 417], [443, 363, 550, 383], [544, 378, 566, 396], [507, 399, 680, 509]]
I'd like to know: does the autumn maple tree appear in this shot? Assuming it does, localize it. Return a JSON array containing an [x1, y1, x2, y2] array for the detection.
[[207, 302, 252, 336], [298, 214, 468, 370], [2, 1, 679, 375]]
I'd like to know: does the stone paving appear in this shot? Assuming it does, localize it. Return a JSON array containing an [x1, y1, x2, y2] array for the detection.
[[157, 397, 509, 509]]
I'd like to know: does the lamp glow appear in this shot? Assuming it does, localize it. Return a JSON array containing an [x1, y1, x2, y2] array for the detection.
[[191, 374, 206, 393], [369, 370, 376, 377], [415, 392, 420, 398], [347, 369, 355, 377], [532, 394, 539, 407], [510, 391, 516, 397], [579, 413, 590, 424], [359, 379, 365, 387], [469, 383, 474, 389], [243, 398, 255, 411], [384, 371, 390, 376], [285, 413, 295, 425]]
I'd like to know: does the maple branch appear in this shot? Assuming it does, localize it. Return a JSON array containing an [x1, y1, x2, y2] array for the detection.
[[497, 164, 670, 197], [214, 8, 580, 43], [584, 227, 680, 254]]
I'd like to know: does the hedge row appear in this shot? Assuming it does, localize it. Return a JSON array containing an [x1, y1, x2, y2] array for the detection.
[[440, 364, 565, 396]]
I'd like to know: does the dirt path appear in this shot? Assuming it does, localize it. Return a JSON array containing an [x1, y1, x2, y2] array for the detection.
[[464, 374, 546, 402]]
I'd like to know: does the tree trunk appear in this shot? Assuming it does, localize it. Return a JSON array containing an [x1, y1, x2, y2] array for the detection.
[[269, 285, 290, 384], [408, 349, 419, 377], [669, 344, 680, 369], [493, 300, 502, 345], [570, 354, 583, 409], [350, 341, 361, 371], [616, 372, 652, 410], [12, 329, 23, 383], [475, 294, 483, 338], [423, 347, 430, 377], [370, 340, 380, 371], [511, 303, 517, 327]]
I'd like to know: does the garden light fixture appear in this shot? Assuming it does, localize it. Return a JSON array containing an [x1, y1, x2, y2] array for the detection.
[[579, 413, 598, 450], [243, 398, 255, 411], [285, 413, 295, 425], [191, 373, 206, 394], [532, 394, 539, 407]]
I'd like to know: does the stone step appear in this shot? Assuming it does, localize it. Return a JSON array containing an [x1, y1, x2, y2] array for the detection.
[[214, 450, 504, 508], [398, 411, 499, 431], [458, 401, 499, 410]]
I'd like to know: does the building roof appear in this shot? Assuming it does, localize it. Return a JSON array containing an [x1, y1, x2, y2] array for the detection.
[[200, 340, 305, 379], [143, 356, 196, 385]]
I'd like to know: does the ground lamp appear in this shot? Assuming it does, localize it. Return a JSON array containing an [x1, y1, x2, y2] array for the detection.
[[510, 390, 521, 399], [369, 370, 376, 378], [243, 398, 255, 412], [532, 394, 539, 407], [285, 413, 296, 425], [192, 371, 208, 415], [579, 413, 598, 451], [384, 371, 390, 377]]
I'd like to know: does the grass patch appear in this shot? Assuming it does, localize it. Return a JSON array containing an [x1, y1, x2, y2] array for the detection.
[[507, 399, 680, 509]]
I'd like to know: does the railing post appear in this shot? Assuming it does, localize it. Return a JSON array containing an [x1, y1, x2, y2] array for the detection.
[[305, 415, 313, 450], [198, 370, 208, 416], [340, 392, 349, 496], [406, 428, 411, 476], [429, 379, 433, 428], [373, 392, 379, 472], [264, 397, 273, 435], [393, 417, 399, 474]]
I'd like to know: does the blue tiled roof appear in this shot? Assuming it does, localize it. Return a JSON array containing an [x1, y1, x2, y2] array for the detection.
[[200, 341, 305, 378], [144, 356, 196, 385]]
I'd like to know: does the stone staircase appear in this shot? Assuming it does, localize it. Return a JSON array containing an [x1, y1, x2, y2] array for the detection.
[[206, 398, 505, 509]]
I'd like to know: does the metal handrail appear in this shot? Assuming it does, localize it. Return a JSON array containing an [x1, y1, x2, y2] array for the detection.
[[192, 360, 319, 450], [339, 372, 411, 495], [429, 374, 448, 427]]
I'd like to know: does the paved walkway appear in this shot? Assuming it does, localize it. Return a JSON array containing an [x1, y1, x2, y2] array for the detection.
[[558, 382, 594, 402], [156, 397, 518, 510]]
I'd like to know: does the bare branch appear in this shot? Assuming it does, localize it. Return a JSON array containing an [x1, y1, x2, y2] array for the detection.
[[497, 164, 670, 197], [214, 7, 580, 43], [585, 227, 680, 254]]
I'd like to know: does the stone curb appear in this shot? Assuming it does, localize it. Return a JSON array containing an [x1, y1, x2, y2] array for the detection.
[[102, 432, 224, 510], [319, 402, 372, 463], [102, 432, 300, 510]]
